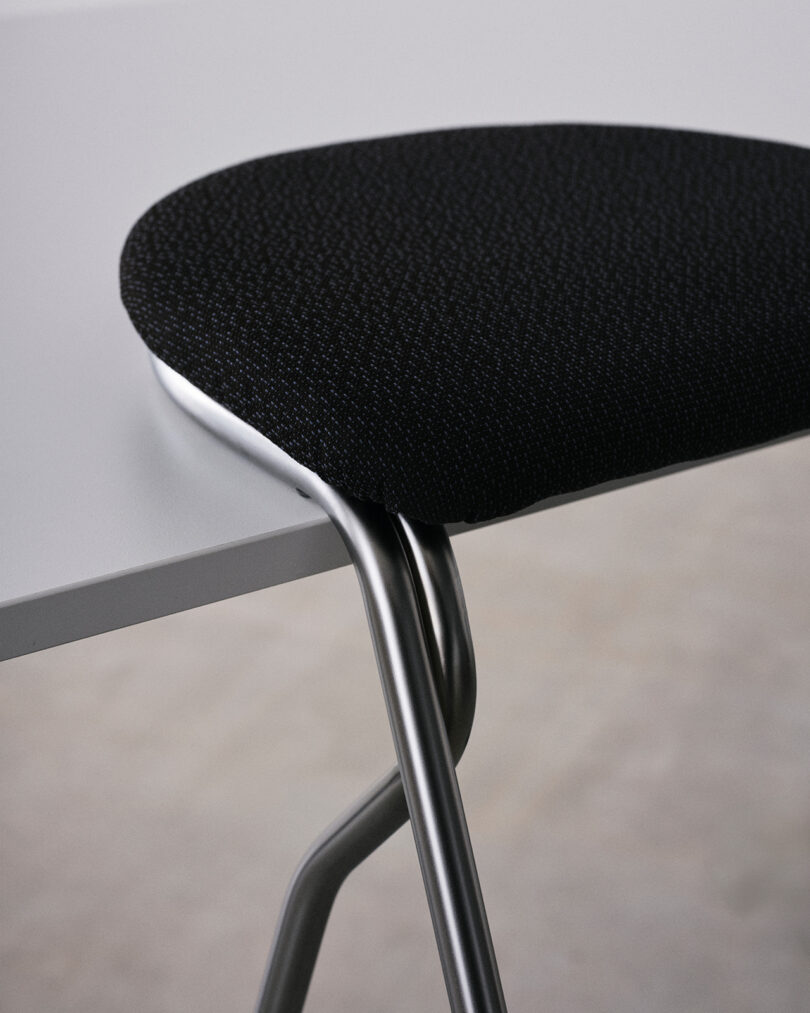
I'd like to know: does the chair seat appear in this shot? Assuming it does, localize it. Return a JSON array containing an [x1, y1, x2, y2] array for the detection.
[[120, 124, 810, 524]]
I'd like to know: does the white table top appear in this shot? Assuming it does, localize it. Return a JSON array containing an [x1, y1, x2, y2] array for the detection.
[[2, 0, 809, 660]]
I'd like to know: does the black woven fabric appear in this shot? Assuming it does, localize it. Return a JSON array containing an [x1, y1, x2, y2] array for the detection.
[[120, 125, 810, 524]]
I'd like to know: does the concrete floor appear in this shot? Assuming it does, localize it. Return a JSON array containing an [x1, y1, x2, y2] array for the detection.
[[2, 437, 810, 1012]]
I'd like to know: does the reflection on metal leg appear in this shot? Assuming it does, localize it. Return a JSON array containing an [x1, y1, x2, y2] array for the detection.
[[349, 506, 507, 1013], [255, 519, 477, 1013]]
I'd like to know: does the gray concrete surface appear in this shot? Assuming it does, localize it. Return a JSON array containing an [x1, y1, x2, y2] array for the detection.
[[2, 437, 809, 1012]]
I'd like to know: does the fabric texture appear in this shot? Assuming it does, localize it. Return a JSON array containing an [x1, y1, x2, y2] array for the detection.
[[120, 124, 810, 524]]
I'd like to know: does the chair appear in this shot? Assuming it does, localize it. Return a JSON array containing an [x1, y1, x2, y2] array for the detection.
[[119, 124, 810, 1013]]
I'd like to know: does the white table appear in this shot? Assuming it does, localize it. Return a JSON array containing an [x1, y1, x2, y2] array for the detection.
[[2, 0, 809, 661]]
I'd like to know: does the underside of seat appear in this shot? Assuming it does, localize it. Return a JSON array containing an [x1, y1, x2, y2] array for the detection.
[[120, 124, 810, 524]]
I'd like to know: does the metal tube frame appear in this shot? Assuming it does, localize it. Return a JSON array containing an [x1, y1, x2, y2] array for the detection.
[[151, 357, 507, 1013]]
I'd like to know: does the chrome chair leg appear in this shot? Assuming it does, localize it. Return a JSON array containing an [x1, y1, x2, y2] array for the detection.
[[347, 505, 506, 1013], [255, 516, 478, 1013], [150, 360, 507, 1012]]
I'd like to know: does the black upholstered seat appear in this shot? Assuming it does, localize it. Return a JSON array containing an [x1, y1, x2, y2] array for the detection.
[[120, 124, 810, 524]]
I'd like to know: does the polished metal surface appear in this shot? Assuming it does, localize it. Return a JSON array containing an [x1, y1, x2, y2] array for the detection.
[[352, 508, 506, 1013], [152, 356, 507, 1012], [254, 517, 478, 1013]]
